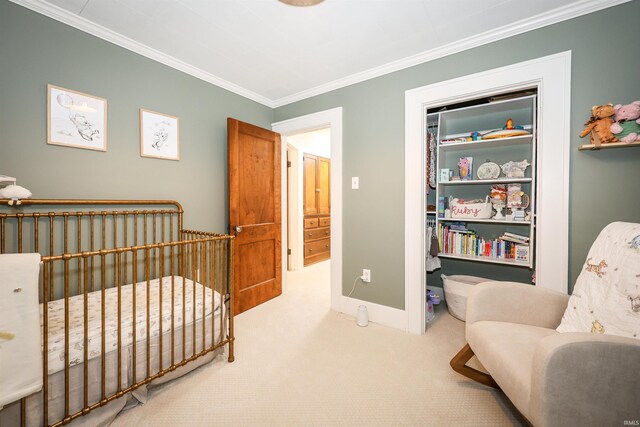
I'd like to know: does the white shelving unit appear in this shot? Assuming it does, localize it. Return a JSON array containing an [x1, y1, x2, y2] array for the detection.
[[430, 94, 537, 269]]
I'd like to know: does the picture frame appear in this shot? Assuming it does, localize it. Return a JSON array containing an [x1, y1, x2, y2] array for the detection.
[[47, 84, 107, 151], [140, 109, 180, 161]]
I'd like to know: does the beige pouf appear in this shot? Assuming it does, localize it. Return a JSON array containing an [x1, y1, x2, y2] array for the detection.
[[442, 275, 491, 321]]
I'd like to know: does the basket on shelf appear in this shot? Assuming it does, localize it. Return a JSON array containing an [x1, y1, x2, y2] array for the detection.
[[449, 196, 492, 219]]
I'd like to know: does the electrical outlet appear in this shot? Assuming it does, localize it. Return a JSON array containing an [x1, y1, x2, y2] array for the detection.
[[362, 269, 371, 283]]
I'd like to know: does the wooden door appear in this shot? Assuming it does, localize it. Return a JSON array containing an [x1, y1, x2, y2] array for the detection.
[[303, 154, 318, 215], [228, 118, 281, 314], [317, 157, 331, 215]]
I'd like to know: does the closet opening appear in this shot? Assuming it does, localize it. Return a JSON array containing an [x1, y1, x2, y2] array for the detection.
[[425, 88, 539, 327]]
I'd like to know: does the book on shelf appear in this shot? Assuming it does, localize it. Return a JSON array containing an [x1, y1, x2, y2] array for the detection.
[[500, 236, 529, 244], [503, 231, 530, 241], [438, 222, 528, 262]]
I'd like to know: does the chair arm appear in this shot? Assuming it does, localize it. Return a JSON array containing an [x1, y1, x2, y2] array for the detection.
[[530, 333, 640, 427], [465, 281, 570, 330]]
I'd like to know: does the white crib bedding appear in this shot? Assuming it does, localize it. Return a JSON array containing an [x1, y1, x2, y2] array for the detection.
[[42, 276, 222, 375], [1, 277, 225, 427]]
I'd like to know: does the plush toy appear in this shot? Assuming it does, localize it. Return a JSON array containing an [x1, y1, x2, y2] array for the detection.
[[610, 101, 640, 143], [0, 185, 32, 206], [500, 160, 530, 178], [579, 103, 618, 146]]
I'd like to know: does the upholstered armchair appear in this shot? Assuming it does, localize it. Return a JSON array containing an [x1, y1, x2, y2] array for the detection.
[[451, 222, 640, 427]]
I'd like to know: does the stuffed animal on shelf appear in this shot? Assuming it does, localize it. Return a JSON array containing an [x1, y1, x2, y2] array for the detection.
[[500, 160, 530, 178], [0, 185, 32, 206], [610, 101, 640, 143], [579, 103, 618, 147]]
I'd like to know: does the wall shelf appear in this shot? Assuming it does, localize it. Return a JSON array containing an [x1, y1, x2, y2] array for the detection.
[[578, 141, 640, 151]]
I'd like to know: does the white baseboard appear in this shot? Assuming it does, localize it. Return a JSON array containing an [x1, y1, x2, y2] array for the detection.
[[335, 296, 408, 331]]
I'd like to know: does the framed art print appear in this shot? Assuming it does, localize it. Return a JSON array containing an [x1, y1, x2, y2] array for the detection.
[[47, 84, 107, 151], [140, 109, 180, 160]]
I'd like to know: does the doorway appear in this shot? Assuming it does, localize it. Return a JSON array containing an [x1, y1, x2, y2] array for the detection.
[[404, 51, 572, 334], [286, 128, 331, 271], [272, 107, 343, 310]]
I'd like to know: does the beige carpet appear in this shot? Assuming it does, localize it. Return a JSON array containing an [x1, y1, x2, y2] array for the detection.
[[111, 261, 526, 426]]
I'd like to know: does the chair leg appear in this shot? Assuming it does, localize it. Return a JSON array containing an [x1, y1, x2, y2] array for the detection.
[[450, 343, 500, 389]]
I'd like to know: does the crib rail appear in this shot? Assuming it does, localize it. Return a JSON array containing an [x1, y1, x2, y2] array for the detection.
[[0, 200, 235, 427], [0, 199, 183, 256]]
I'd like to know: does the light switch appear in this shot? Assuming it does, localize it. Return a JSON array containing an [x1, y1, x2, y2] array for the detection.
[[351, 177, 359, 190]]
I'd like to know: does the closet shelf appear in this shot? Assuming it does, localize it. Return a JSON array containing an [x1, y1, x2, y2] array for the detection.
[[438, 218, 530, 225], [439, 253, 530, 267], [440, 178, 532, 185], [439, 134, 532, 151]]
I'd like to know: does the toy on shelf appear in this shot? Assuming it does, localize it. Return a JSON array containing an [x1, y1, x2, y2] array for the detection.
[[507, 183, 529, 209], [457, 157, 473, 180], [482, 118, 530, 139], [500, 159, 530, 178], [490, 184, 507, 220], [610, 101, 640, 143], [579, 103, 618, 147], [477, 160, 500, 180]]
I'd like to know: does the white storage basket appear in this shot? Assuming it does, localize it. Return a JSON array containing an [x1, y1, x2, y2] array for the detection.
[[448, 196, 492, 219], [442, 274, 491, 321]]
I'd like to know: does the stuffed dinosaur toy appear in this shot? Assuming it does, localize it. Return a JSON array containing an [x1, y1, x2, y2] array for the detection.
[[610, 101, 640, 143], [579, 103, 618, 147]]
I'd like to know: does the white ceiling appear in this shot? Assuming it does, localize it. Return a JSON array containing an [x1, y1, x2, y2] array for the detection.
[[14, 0, 629, 107], [287, 128, 331, 158]]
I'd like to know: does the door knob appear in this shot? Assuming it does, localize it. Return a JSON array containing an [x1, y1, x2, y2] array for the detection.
[[234, 226, 242, 234]]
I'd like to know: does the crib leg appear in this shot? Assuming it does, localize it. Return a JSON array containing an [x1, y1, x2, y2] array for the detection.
[[228, 338, 235, 363]]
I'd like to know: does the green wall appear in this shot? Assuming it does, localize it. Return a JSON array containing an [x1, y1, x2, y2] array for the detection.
[[2, 1, 639, 311], [274, 1, 640, 308], [0, 1, 272, 233]]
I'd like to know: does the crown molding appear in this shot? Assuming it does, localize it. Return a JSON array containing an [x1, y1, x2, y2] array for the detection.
[[9, 0, 275, 108], [10, 0, 630, 109], [270, 0, 630, 107]]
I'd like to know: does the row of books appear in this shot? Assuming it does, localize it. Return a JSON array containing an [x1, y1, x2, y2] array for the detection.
[[438, 224, 530, 261]]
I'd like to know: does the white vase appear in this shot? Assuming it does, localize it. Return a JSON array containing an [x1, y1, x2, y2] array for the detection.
[[357, 305, 369, 327]]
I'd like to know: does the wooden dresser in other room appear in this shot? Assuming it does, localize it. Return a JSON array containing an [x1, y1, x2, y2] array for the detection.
[[303, 154, 330, 266]]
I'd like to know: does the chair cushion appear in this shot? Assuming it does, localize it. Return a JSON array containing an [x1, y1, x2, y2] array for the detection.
[[557, 222, 640, 340], [467, 321, 557, 418]]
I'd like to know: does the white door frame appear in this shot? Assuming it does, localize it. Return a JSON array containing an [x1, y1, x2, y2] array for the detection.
[[272, 107, 342, 309], [286, 143, 303, 271], [405, 51, 572, 334]]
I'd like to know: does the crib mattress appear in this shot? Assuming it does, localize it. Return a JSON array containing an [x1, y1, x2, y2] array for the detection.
[[42, 276, 222, 375]]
